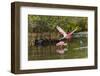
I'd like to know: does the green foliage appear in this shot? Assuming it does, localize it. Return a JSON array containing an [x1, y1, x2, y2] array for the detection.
[[28, 15, 88, 33]]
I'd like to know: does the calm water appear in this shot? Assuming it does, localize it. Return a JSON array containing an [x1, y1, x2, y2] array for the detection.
[[28, 38, 88, 61]]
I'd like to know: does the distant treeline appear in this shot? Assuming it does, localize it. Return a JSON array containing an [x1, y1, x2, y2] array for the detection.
[[28, 15, 88, 33]]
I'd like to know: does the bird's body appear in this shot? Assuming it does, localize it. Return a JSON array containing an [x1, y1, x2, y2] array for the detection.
[[56, 26, 77, 40]]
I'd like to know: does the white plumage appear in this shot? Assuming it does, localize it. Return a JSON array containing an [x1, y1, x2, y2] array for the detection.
[[56, 26, 77, 40], [56, 26, 67, 39]]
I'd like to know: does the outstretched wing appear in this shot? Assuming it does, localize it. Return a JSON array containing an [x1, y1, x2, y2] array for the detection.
[[56, 26, 67, 37], [70, 27, 78, 35]]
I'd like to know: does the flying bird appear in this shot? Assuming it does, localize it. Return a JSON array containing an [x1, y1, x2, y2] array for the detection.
[[56, 26, 77, 40]]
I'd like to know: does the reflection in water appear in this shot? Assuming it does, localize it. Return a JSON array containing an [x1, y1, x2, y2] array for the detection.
[[28, 38, 88, 60], [56, 41, 67, 54], [56, 49, 65, 54]]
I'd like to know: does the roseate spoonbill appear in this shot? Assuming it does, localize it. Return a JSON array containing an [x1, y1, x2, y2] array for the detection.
[[56, 26, 78, 40], [56, 41, 67, 54], [56, 41, 67, 46]]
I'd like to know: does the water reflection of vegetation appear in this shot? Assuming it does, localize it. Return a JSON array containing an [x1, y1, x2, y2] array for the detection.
[[28, 37, 88, 60]]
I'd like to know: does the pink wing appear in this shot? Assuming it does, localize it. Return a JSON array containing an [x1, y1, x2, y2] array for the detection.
[[56, 26, 67, 37], [70, 27, 78, 35]]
